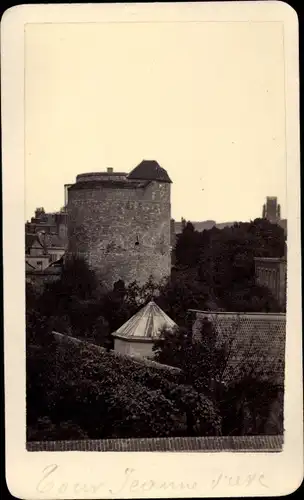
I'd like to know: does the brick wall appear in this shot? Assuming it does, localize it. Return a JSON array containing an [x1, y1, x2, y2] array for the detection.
[[67, 179, 171, 288]]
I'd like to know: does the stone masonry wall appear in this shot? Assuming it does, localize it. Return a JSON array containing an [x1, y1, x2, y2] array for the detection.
[[67, 180, 171, 288]]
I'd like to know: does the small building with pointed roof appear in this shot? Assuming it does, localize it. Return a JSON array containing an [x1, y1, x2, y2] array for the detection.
[[112, 301, 177, 358]]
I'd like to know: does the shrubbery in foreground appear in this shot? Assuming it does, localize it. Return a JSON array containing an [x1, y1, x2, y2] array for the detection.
[[27, 335, 221, 441]]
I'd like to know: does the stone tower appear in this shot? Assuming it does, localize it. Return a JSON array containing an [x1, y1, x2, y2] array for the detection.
[[262, 196, 281, 223], [67, 160, 172, 288]]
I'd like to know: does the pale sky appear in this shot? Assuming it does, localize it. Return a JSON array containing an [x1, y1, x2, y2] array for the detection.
[[25, 21, 287, 223]]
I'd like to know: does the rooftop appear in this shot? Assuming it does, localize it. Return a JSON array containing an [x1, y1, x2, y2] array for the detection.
[[76, 171, 127, 183], [190, 310, 286, 386], [71, 161, 172, 189], [112, 301, 177, 341], [26, 233, 42, 249], [127, 160, 172, 183]]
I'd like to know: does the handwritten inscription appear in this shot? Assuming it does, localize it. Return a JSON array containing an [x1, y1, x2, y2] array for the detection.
[[108, 468, 197, 495], [36, 464, 268, 496], [211, 472, 269, 489], [36, 465, 105, 495]]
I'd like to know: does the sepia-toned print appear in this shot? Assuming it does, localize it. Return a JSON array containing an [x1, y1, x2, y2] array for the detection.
[[26, 173, 287, 451], [2, 2, 302, 498], [24, 19, 288, 452]]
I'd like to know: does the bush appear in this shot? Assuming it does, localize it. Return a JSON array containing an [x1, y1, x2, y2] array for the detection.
[[26, 339, 221, 440]]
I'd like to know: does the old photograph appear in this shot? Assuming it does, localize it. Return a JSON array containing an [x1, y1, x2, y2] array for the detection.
[[24, 18, 288, 451], [2, 2, 302, 498]]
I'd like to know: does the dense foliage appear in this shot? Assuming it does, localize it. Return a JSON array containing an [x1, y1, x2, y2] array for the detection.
[[173, 218, 285, 313], [26, 329, 221, 440], [28, 218, 285, 346], [26, 218, 285, 440], [153, 321, 284, 436]]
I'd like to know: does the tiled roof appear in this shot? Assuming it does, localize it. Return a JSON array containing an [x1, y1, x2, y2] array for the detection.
[[112, 301, 177, 340], [25, 233, 43, 251], [127, 160, 172, 183], [26, 260, 36, 270], [27, 435, 283, 452], [190, 311, 286, 386]]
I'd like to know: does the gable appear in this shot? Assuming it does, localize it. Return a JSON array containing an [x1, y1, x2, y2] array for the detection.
[[25, 233, 44, 253]]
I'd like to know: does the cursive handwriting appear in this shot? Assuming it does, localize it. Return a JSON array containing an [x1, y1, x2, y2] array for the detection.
[[109, 467, 197, 495], [36, 463, 268, 496], [211, 472, 269, 490], [36, 464, 105, 495]]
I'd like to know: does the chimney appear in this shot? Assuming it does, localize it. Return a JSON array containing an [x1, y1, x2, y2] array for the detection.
[[107, 167, 114, 173]]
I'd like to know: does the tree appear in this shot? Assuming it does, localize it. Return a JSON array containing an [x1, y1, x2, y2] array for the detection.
[[155, 267, 209, 326], [154, 320, 227, 395], [26, 281, 39, 311], [153, 319, 283, 436], [171, 217, 285, 313], [27, 337, 221, 440], [175, 222, 203, 267], [27, 417, 89, 441], [219, 376, 284, 436], [152, 326, 192, 368], [195, 220, 285, 312], [28, 256, 116, 348], [37, 255, 100, 317], [91, 315, 112, 349]]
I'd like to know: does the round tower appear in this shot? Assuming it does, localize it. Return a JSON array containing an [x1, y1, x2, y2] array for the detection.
[[67, 161, 172, 288]]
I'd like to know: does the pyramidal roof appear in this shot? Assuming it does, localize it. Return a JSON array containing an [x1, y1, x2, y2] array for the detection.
[[113, 301, 177, 340], [127, 160, 172, 183]]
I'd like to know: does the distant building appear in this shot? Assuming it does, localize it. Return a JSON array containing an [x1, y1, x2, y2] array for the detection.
[[262, 196, 287, 235], [262, 196, 280, 223], [25, 228, 66, 294], [25, 233, 51, 271], [112, 300, 177, 358], [254, 252, 287, 310], [26, 207, 68, 243], [25, 204, 68, 292], [25, 231, 66, 270]]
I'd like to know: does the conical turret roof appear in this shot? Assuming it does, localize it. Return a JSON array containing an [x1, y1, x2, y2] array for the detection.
[[127, 160, 172, 183], [112, 301, 177, 340]]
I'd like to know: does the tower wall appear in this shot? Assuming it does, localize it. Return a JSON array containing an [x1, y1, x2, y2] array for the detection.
[[67, 177, 171, 288]]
